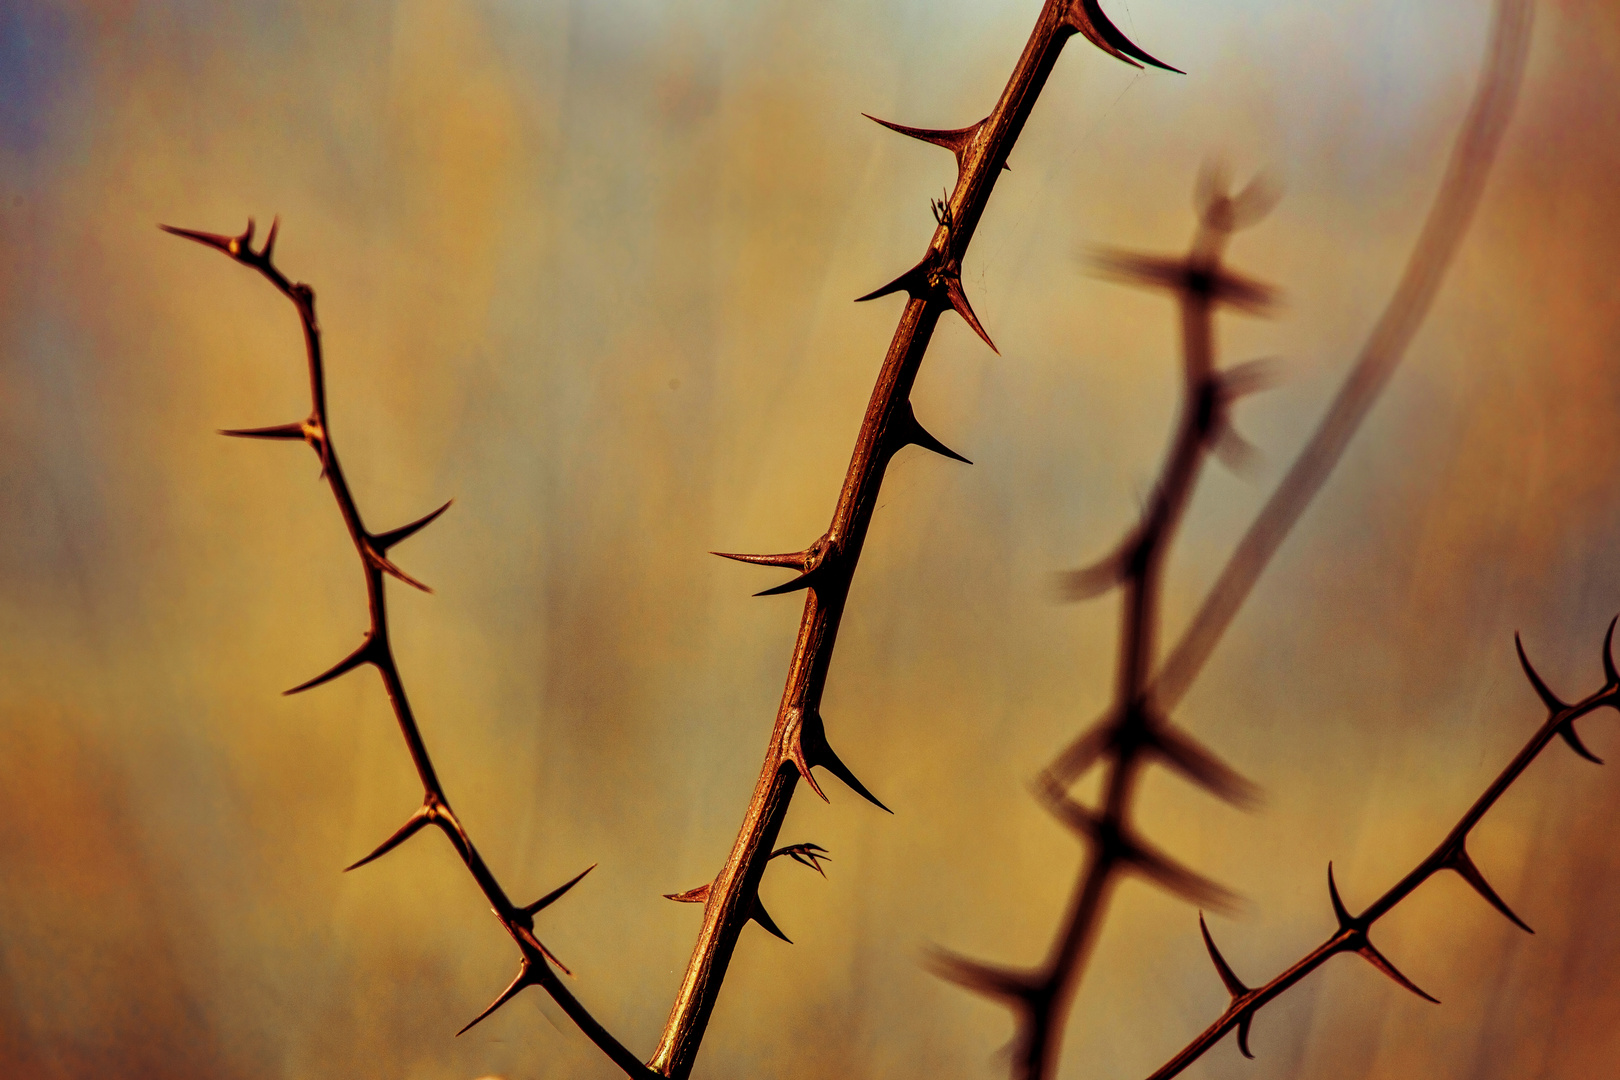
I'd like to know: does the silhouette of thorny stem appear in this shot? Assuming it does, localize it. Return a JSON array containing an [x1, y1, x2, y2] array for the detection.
[[934, 1, 1535, 1078], [156, 218, 660, 1078], [165, 2, 1179, 1077], [1147, 625, 1614, 1079]]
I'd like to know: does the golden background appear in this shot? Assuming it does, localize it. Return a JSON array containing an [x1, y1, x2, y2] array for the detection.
[[2, 0, 1618, 1077]]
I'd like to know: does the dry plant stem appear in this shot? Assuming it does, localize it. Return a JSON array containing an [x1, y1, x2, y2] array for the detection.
[[159, 219, 659, 1080], [935, 183, 1274, 1080], [651, 3, 1178, 1076], [1145, 624, 1617, 1080]]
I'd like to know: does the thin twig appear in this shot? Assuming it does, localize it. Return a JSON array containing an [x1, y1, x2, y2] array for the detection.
[[1144, 623, 1616, 1079], [160, 218, 658, 1079], [650, 3, 1181, 1076]]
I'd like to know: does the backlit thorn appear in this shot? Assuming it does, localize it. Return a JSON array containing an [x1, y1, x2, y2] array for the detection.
[[664, 882, 711, 904], [1515, 633, 1602, 763], [159, 219, 254, 259], [1327, 863, 1358, 930], [861, 114, 1008, 173], [886, 399, 972, 464], [456, 962, 538, 1037], [1065, 0, 1184, 74], [372, 499, 453, 552], [517, 864, 597, 925], [771, 842, 831, 877], [219, 422, 307, 441], [1234, 1012, 1257, 1060], [927, 949, 1039, 1007], [786, 708, 891, 813], [364, 543, 434, 594], [1442, 842, 1532, 934], [711, 548, 809, 571], [1352, 938, 1440, 1005], [942, 275, 997, 353], [283, 633, 379, 695], [1148, 723, 1262, 809], [855, 256, 932, 303], [1198, 913, 1249, 998], [344, 801, 438, 872]]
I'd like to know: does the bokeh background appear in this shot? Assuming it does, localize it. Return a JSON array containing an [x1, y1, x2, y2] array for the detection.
[[3, 1, 1619, 1078]]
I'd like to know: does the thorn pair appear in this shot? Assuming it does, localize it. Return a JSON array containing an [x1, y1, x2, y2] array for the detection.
[[856, 254, 998, 354], [1326, 864, 1439, 1004], [1197, 914, 1257, 1058], [1514, 625, 1612, 764], [712, 534, 831, 597], [663, 882, 795, 944]]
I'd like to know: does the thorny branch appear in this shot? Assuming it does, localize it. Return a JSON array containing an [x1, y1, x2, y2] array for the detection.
[[158, 217, 660, 1080], [165, 2, 1180, 1077], [1145, 624, 1616, 1079], [653, 2, 1179, 1076], [936, 1, 1533, 1077], [933, 166, 1279, 1080]]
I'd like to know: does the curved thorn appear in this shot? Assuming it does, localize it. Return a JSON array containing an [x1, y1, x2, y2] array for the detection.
[[373, 500, 453, 552], [219, 422, 307, 441], [801, 710, 891, 813], [1445, 844, 1532, 933], [344, 803, 436, 872], [1071, 0, 1184, 74], [1150, 724, 1262, 808], [786, 719, 830, 803], [889, 400, 971, 464], [711, 549, 808, 570], [1328, 863, 1356, 930], [522, 864, 597, 918], [284, 634, 376, 695], [750, 900, 792, 944], [943, 277, 998, 353], [456, 963, 536, 1037], [1604, 615, 1619, 687], [772, 842, 831, 877], [862, 113, 980, 165], [664, 883, 711, 904], [1558, 722, 1605, 765], [1515, 632, 1568, 712], [1198, 913, 1249, 997], [855, 258, 929, 303], [1236, 1012, 1255, 1059], [1356, 940, 1440, 1004]]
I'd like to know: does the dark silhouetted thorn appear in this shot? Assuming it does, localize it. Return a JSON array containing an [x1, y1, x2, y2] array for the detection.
[[1148, 723, 1262, 808], [856, 257, 930, 303], [1604, 615, 1619, 687], [373, 500, 452, 552], [1068, 0, 1184, 73], [1444, 843, 1532, 933], [1126, 834, 1239, 910], [943, 276, 998, 353], [1559, 723, 1604, 765], [889, 400, 971, 464], [1236, 1013, 1256, 1060], [344, 802, 436, 871], [1090, 249, 1186, 291], [1355, 939, 1440, 1004], [754, 570, 819, 597], [711, 549, 809, 570], [367, 547, 434, 594], [1514, 633, 1568, 713], [784, 720, 829, 804], [771, 842, 831, 877], [1208, 268, 1278, 315], [1198, 913, 1249, 998], [796, 709, 891, 813], [520, 864, 597, 919], [160, 220, 251, 257], [456, 962, 536, 1037], [284, 634, 377, 695], [665, 883, 711, 904], [1328, 863, 1357, 930], [219, 422, 307, 441], [1060, 541, 1131, 601], [1045, 723, 1113, 784], [261, 215, 279, 264], [751, 900, 792, 943], [928, 950, 1038, 1007], [862, 113, 983, 170]]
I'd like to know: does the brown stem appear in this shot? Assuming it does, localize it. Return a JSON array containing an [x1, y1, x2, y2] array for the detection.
[[161, 218, 658, 1080], [649, 3, 1179, 1076], [1144, 624, 1618, 1080]]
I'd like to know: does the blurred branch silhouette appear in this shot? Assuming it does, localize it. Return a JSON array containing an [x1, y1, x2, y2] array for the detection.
[[935, 0, 1539, 1077]]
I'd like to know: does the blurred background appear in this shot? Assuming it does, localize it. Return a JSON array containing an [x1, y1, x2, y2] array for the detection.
[[3, 1, 1619, 1078]]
